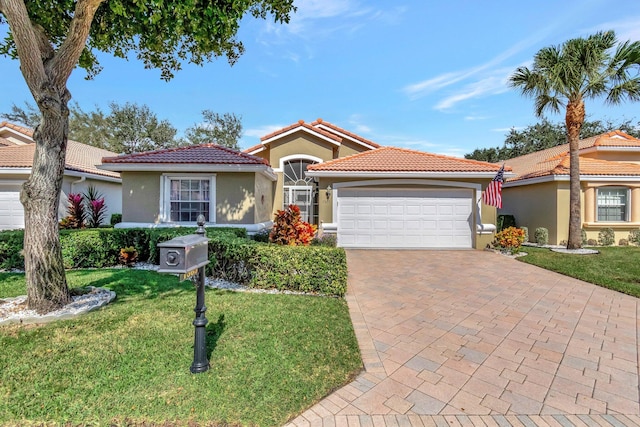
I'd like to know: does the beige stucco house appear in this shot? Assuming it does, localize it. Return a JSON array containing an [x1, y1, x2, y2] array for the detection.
[[103, 118, 507, 249], [0, 122, 122, 230], [501, 130, 640, 245]]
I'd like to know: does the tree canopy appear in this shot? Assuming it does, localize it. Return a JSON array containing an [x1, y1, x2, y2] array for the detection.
[[184, 111, 243, 150], [2, 102, 246, 152], [509, 30, 640, 249], [0, 0, 295, 313], [465, 118, 640, 162]]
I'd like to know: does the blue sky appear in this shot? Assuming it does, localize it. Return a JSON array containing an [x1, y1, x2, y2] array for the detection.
[[1, 0, 640, 157]]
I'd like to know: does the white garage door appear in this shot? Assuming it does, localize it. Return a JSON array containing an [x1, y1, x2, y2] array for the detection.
[[337, 188, 473, 249], [0, 187, 24, 230]]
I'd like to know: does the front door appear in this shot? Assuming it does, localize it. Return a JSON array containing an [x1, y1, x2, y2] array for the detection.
[[284, 186, 313, 223]]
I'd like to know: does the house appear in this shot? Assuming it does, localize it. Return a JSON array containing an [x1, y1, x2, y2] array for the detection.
[[0, 122, 122, 230], [103, 118, 507, 249], [500, 130, 640, 245]]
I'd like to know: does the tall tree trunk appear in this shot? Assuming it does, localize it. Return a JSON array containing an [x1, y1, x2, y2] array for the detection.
[[21, 86, 71, 313], [566, 99, 585, 249]]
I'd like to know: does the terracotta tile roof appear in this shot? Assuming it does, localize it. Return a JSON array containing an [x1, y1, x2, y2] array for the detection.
[[0, 121, 34, 138], [504, 130, 640, 182], [310, 118, 380, 148], [0, 137, 14, 147], [0, 140, 120, 179], [308, 146, 508, 173], [259, 120, 342, 143], [102, 143, 269, 165]]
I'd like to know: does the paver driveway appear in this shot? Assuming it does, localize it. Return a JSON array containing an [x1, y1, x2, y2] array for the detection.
[[287, 250, 640, 426]]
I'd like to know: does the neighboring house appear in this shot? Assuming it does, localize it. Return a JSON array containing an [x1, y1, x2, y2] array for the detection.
[[501, 130, 640, 245], [99, 144, 277, 234], [102, 118, 507, 249], [0, 122, 122, 230]]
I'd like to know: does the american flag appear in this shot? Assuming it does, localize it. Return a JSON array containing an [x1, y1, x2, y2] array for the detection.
[[483, 164, 505, 208]]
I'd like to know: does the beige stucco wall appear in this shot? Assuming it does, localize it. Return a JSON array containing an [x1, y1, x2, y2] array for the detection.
[[254, 173, 275, 223], [121, 171, 271, 225], [216, 173, 256, 224], [501, 181, 561, 243], [121, 172, 161, 223], [582, 182, 640, 244]]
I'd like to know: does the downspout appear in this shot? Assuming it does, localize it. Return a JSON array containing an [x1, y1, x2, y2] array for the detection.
[[71, 175, 86, 192]]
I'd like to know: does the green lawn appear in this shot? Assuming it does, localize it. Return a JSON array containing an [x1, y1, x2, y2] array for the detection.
[[0, 269, 362, 426], [518, 245, 640, 297]]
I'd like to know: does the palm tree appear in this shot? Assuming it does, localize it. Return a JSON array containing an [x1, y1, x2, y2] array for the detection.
[[510, 31, 640, 249]]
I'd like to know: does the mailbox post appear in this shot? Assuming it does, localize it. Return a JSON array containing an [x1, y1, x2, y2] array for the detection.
[[158, 215, 210, 373]]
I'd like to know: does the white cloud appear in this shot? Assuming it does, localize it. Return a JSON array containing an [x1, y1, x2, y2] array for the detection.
[[587, 16, 640, 43], [347, 114, 373, 134], [243, 124, 284, 138], [492, 126, 524, 133], [464, 114, 490, 121], [434, 71, 511, 111]]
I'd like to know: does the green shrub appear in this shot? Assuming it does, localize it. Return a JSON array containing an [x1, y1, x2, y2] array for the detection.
[[60, 230, 114, 268], [252, 228, 271, 243], [598, 228, 615, 246], [250, 245, 347, 296], [581, 229, 587, 245], [521, 227, 529, 243], [587, 238, 598, 246], [497, 214, 516, 232], [619, 238, 629, 246], [207, 232, 258, 283], [629, 229, 640, 246], [110, 213, 122, 225], [0, 229, 25, 270], [534, 227, 548, 246]]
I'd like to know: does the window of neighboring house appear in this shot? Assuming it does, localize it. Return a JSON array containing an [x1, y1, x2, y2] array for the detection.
[[162, 176, 215, 222], [596, 187, 629, 222]]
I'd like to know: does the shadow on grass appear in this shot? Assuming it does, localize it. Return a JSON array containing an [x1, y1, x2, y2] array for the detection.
[[68, 268, 192, 301], [206, 313, 226, 359]]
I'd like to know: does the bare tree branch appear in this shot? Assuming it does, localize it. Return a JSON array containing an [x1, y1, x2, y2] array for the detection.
[[50, 0, 106, 87]]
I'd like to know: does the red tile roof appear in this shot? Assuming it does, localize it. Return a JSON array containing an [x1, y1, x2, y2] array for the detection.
[[244, 118, 380, 154], [0, 140, 120, 178], [0, 121, 34, 138], [102, 143, 269, 165], [260, 120, 342, 143], [504, 130, 640, 182], [308, 146, 508, 173]]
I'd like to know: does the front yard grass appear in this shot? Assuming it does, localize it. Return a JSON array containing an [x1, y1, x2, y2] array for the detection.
[[518, 246, 640, 297], [0, 269, 362, 426]]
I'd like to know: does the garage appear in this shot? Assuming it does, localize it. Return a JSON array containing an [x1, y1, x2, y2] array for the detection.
[[337, 187, 473, 249], [0, 186, 24, 230]]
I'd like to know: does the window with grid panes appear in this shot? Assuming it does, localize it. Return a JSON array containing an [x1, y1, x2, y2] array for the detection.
[[169, 178, 210, 222], [596, 187, 629, 222]]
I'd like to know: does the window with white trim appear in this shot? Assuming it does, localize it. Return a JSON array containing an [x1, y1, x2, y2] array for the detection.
[[596, 187, 629, 222], [162, 176, 215, 222]]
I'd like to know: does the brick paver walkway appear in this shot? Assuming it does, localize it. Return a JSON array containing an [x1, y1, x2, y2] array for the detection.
[[286, 250, 640, 426]]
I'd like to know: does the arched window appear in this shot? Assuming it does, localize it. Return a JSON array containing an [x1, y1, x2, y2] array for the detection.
[[282, 158, 318, 224]]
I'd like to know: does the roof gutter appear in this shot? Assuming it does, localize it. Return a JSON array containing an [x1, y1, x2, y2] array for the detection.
[[98, 163, 277, 181], [306, 171, 516, 179]]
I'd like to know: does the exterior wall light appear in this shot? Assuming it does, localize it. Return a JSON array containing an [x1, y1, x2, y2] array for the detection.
[[326, 185, 332, 200]]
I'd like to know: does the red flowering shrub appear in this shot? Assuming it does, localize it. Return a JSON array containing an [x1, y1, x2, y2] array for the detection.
[[60, 193, 85, 229], [269, 204, 317, 246], [494, 226, 526, 252]]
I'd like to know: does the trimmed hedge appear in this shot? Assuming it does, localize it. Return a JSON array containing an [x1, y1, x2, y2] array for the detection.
[[497, 214, 516, 232], [0, 226, 347, 297]]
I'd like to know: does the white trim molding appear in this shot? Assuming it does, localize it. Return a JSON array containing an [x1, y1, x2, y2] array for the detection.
[[261, 126, 342, 147], [328, 178, 493, 237], [99, 163, 277, 181], [159, 174, 217, 224], [307, 170, 513, 179], [274, 154, 324, 173]]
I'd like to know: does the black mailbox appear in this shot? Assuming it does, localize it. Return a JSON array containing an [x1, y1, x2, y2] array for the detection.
[[157, 234, 209, 274]]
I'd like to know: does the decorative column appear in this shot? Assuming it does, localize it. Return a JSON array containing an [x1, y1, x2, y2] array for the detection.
[[584, 186, 595, 223], [632, 187, 640, 223]]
